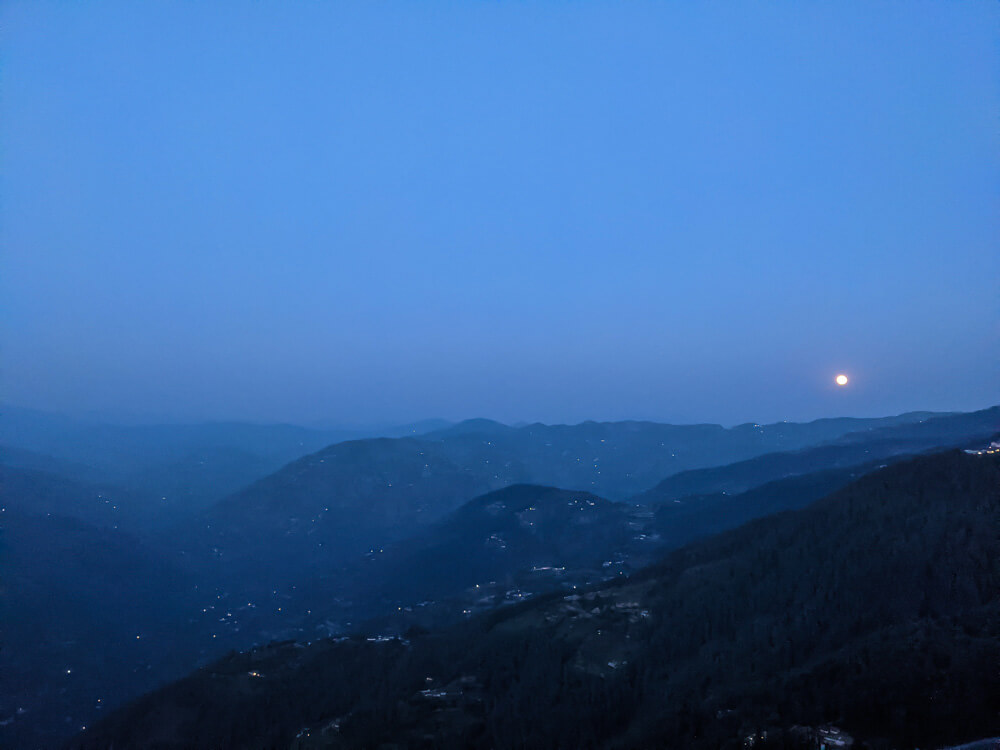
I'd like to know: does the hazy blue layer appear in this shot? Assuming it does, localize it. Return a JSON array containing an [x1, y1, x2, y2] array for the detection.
[[2, 1, 997, 424]]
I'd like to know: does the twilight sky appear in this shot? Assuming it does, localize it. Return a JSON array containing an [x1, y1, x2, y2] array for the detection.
[[2, 1, 997, 426]]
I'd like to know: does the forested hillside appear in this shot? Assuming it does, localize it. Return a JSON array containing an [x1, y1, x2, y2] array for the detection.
[[72, 451, 1000, 750]]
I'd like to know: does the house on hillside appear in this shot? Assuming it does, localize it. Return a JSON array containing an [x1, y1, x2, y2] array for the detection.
[[964, 441, 1000, 456], [817, 725, 853, 749]]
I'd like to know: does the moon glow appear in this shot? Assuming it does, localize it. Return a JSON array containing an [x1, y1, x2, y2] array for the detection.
[[835, 374, 849, 386]]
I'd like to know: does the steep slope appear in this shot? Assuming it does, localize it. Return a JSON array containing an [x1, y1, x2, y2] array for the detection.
[[265, 485, 654, 642], [232, 468, 874, 644], [649, 461, 882, 549], [6, 433, 934, 750], [327, 485, 652, 621], [75, 451, 1000, 750], [372, 486, 634, 587], [0, 511, 202, 749], [186, 438, 519, 588]]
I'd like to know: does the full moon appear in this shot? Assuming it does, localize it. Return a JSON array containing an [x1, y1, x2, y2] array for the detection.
[[835, 374, 849, 386]]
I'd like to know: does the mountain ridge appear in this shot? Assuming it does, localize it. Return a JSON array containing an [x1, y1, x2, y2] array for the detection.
[[70, 450, 1000, 750]]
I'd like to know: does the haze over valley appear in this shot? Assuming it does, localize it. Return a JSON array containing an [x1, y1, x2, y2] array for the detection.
[[2, 1, 998, 747], [2, 405, 999, 747]]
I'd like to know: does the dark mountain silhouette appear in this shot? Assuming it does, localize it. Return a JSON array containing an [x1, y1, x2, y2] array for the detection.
[[0, 406, 369, 516], [366, 485, 639, 599], [241, 464, 890, 646], [829, 406, 999, 445], [637, 406, 999, 503], [270, 455, 942, 644], [649, 460, 885, 549], [5, 409, 997, 749], [279, 485, 656, 637], [72, 450, 1000, 750], [425, 411, 950, 499], [185, 438, 513, 589], [185, 410, 964, 595]]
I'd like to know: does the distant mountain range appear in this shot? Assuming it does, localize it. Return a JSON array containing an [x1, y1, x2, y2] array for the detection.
[[638, 406, 1000, 502], [0, 407, 453, 518], [423, 411, 954, 499], [177, 408, 1000, 597], [228, 408, 1000, 643], [2, 405, 998, 748]]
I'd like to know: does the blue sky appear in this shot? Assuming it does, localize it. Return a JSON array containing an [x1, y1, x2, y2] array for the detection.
[[2, 1, 997, 425]]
